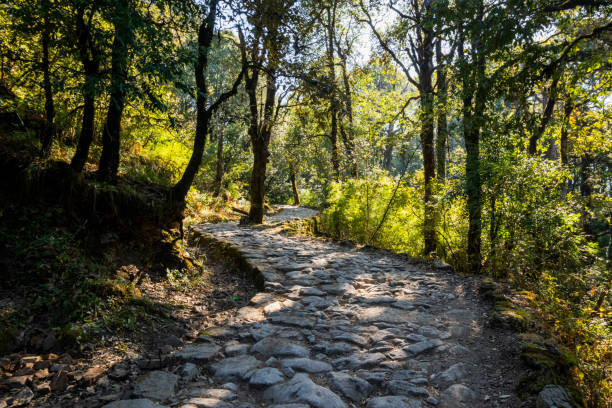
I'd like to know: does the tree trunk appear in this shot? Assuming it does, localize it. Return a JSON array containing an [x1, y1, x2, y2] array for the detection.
[[70, 6, 99, 173], [338, 55, 357, 177], [40, 0, 55, 157], [98, 1, 130, 182], [172, 0, 217, 202], [560, 98, 573, 166], [435, 39, 447, 181], [249, 143, 268, 222], [420, 25, 436, 255], [247, 69, 276, 223], [462, 27, 486, 273], [383, 125, 394, 171], [290, 166, 300, 205], [529, 75, 559, 155], [326, 4, 340, 181], [213, 125, 224, 197]]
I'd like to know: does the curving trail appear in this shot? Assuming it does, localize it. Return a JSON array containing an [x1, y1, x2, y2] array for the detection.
[[105, 206, 530, 408]]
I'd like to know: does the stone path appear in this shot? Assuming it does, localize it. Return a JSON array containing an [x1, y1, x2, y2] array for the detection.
[[102, 208, 530, 408]]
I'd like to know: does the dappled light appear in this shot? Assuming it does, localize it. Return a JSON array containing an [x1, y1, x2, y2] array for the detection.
[[0, 0, 610, 406]]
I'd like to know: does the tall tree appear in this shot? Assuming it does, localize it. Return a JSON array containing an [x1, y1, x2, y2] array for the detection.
[[97, 0, 133, 182], [240, 0, 295, 223], [172, 0, 245, 203], [362, 0, 437, 254], [40, 0, 55, 157], [69, 2, 102, 173]]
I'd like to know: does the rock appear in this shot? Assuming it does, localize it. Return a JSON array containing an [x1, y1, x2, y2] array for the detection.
[[225, 343, 250, 356], [329, 372, 373, 403], [268, 314, 315, 329], [249, 368, 285, 388], [314, 341, 355, 355], [431, 363, 468, 388], [404, 340, 442, 356], [536, 385, 572, 408], [392, 301, 415, 310], [299, 287, 325, 296], [264, 373, 347, 408], [4, 375, 32, 388], [50, 370, 69, 391], [102, 400, 169, 408], [172, 344, 219, 363], [34, 381, 51, 395], [358, 307, 406, 324], [249, 324, 279, 341], [10, 387, 34, 406], [212, 355, 261, 382], [236, 306, 265, 322], [386, 380, 429, 397], [331, 331, 369, 347], [180, 363, 200, 380], [182, 398, 234, 408], [332, 353, 386, 370], [425, 397, 439, 406], [251, 337, 309, 358], [81, 366, 106, 386], [269, 405, 310, 408], [264, 302, 283, 315], [109, 363, 130, 380], [199, 389, 237, 400], [133, 371, 179, 402], [366, 396, 422, 408], [439, 384, 477, 408], [281, 358, 332, 373]]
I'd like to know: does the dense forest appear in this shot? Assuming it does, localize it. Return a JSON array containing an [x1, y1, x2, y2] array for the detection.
[[0, 0, 610, 406]]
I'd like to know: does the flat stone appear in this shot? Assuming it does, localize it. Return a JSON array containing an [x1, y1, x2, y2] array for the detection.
[[332, 353, 386, 370], [329, 372, 374, 403], [180, 363, 200, 380], [251, 337, 309, 358], [249, 368, 285, 387], [212, 356, 261, 383], [236, 306, 265, 322], [366, 396, 422, 408], [281, 358, 332, 373], [299, 287, 326, 296], [330, 331, 369, 346], [251, 293, 276, 306], [322, 283, 355, 296], [102, 400, 169, 408], [224, 343, 250, 356], [172, 344, 219, 363], [314, 341, 356, 355], [264, 302, 283, 315], [392, 301, 415, 310], [387, 380, 430, 397], [264, 373, 347, 408], [9, 387, 34, 406], [81, 366, 105, 385], [536, 385, 572, 408], [133, 371, 179, 402], [198, 389, 237, 400], [404, 340, 442, 356], [269, 314, 315, 329], [358, 307, 406, 324], [431, 363, 468, 388], [182, 398, 234, 408], [439, 384, 477, 408], [249, 324, 279, 341]]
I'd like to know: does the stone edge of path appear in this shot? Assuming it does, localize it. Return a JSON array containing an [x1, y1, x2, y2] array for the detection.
[[190, 225, 267, 292]]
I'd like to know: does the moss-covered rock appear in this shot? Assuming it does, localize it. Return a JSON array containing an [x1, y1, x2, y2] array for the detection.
[[517, 341, 584, 407]]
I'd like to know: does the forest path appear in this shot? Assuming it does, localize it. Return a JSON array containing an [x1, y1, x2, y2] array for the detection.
[[105, 207, 530, 408]]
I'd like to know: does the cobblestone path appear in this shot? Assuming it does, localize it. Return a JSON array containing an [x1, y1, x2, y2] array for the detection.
[[103, 208, 529, 408]]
